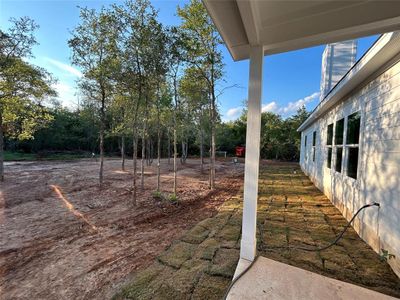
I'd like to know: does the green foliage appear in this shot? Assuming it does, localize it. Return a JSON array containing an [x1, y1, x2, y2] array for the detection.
[[1, 16, 56, 141], [152, 191, 163, 200], [4, 151, 36, 161], [217, 106, 310, 160], [3, 150, 91, 161], [168, 193, 179, 204], [1, 2, 311, 171], [380, 249, 396, 262]]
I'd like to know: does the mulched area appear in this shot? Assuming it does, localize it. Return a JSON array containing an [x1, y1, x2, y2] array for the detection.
[[114, 161, 400, 299]]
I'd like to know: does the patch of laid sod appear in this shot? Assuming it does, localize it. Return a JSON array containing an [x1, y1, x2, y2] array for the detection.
[[154, 260, 209, 299], [181, 225, 210, 244], [207, 248, 239, 278], [113, 262, 166, 300], [191, 274, 231, 300], [195, 238, 220, 260], [216, 224, 241, 242], [158, 241, 197, 269]]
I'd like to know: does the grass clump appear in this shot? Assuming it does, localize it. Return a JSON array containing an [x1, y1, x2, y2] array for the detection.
[[152, 190, 163, 200], [168, 193, 179, 204]]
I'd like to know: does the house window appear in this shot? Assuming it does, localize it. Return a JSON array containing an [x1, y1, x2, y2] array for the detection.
[[334, 118, 344, 173], [347, 148, 359, 178], [335, 147, 343, 172], [335, 118, 344, 145], [327, 148, 332, 168], [327, 124, 333, 145], [346, 112, 360, 144], [312, 131, 316, 162], [346, 112, 361, 179], [326, 124, 333, 168], [304, 135, 308, 160]]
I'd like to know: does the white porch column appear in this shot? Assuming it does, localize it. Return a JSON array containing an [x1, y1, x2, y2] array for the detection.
[[240, 45, 264, 261]]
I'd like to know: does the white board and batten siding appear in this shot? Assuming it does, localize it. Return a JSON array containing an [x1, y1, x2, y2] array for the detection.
[[300, 56, 400, 277]]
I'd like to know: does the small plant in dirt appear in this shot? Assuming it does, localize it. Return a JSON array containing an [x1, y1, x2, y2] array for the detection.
[[380, 249, 396, 262], [168, 194, 179, 204], [152, 191, 163, 200]]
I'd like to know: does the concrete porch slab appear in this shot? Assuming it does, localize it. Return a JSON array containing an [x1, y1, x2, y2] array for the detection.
[[227, 256, 397, 300]]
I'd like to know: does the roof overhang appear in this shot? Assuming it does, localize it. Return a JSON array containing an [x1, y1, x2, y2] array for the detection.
[[297, 31, 400, 132], [203, 0, 400, 61]]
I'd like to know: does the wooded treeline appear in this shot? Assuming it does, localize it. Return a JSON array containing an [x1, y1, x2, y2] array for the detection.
[[0, 0, 309, 200], [10, 104, 309, 161]]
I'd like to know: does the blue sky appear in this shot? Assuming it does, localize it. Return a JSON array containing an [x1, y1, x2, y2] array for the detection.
[[0, 0, 378, 121]]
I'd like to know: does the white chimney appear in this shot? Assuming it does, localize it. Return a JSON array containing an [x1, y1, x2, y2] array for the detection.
[[320, 40, 357, 100]]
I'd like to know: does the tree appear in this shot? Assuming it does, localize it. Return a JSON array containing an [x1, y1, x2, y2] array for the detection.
[[179, 67, 209, 171], [109, 94, 131, 171], [283, 105, 310, 160], [113, 0, 166, 203], [166, 26, 186, 197], [261, 112, 284, 159], [0, 17, 56, 181], [69, 6, 119, 187], [178, 0, 224, 189]]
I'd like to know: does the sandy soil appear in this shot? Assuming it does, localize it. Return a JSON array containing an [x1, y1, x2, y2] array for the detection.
[[0, 158, 244, 300]]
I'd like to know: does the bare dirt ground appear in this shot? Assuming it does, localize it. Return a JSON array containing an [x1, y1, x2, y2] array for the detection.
[[0, 158, 244, 300]]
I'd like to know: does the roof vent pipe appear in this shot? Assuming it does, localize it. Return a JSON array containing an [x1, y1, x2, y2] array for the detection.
[[320, 40, 357, 101]]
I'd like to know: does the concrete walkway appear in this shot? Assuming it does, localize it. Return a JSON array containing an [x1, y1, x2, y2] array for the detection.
[[228, 257, 397, 299], [114, 161, 400, 299]]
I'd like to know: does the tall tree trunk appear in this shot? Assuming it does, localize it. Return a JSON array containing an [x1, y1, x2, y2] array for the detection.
[[141, 128, 145, 190], [132, 133, 138, 206], [181, 141, 184, 164], [167, 128, 171, 165], [210, 89, 216, 190], [0, 111, 4, 182], [173, 123, 177, 195], [121, 136, 125, 171], [99, 96, 105, 187], [200, 128, 204, 173], [173, 77, 178, 196], [157, 113, 161, 192]]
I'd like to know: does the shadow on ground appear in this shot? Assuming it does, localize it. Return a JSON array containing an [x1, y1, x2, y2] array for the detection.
[[114, 161, 400, 300]]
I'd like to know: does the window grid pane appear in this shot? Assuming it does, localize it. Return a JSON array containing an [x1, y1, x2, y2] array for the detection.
[[335, 147, 343, 173], [335, 118, 344, 145], [327, 148, 332, 168], [313, 131, 316, 146], [327, 124, 333, 145], [346, 112, 361, 145], [347, 147, 359, 179]]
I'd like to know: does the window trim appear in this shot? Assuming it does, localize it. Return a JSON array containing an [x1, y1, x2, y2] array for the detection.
[[335, 146, 343, 173]]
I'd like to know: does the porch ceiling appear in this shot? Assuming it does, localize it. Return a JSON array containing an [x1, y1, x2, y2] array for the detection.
[[203, 0, 400, 61]]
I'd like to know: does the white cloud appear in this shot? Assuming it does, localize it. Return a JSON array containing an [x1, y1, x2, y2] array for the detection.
[[280, 92, 319, 115], [262, 92, 319, 117], [222, 106, 243, 122], [222, 91, 319, 122], [44, 57, 82, 78], [262, 101, 278, 113], [52, 81, 78, 107], [226, 107, 242, 118]]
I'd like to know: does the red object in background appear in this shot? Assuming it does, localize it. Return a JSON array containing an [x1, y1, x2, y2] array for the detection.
[[235, 146, 245, 157]]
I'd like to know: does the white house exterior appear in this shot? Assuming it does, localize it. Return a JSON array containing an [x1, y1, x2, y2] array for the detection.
[[299, 32, 400, 277]]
